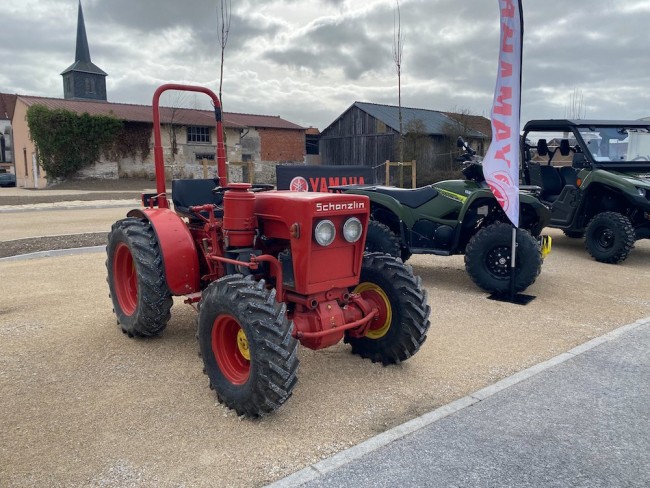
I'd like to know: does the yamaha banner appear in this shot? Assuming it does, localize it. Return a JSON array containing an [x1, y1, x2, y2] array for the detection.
[[482, 0, 524, 227], [276, 165, 374, 192]]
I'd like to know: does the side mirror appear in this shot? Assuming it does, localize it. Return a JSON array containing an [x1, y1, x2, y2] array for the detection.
[[456, 136, 465, 149], [572, 152, 589, 169]]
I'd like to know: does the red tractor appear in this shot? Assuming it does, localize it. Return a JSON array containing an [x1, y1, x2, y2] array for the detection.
[[106, 84, 431, 417]]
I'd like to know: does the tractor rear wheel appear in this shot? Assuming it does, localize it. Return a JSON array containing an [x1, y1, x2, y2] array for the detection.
[[364, 220, 401, 258], [585, 212, 635, 264], [106, 218, 172, 337], [345, 253, 430, 365], [197, 275, 299, 417], [464, 222, 542, 294]]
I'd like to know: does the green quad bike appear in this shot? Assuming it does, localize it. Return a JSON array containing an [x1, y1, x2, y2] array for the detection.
[[331, 138, 552, 295], [521, 119, 650, 264]]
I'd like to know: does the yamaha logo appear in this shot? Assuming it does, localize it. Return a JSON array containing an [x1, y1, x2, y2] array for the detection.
[[316, 201, 365, 212]]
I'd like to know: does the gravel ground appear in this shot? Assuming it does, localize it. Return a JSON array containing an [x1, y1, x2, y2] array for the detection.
[[0, 233, 106, 258], [1, 183, 650, 487]]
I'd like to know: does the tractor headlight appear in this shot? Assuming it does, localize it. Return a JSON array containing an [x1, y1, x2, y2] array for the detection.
[[314, 220, 336, 246], [343, 217, 363, 243]]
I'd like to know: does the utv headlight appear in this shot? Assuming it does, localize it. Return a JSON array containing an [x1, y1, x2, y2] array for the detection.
[[314, 220, 336, 246], [343, 217, 363, 243]]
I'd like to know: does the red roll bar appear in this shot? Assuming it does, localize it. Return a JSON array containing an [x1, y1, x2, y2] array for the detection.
[[151, 84, 228, 208]]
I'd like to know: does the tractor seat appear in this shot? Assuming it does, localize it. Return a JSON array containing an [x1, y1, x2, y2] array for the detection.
[[171, 178, 224, 218], [374, 186, 438, 208], [539, 166, 564, 203]]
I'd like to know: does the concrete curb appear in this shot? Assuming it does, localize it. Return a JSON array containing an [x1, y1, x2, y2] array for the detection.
[[0, 245, 105, 262], [265, 316, 650, 488]]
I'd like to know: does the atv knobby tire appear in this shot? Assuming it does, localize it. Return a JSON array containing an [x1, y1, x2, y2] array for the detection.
[[464, 222, 542, 294], [585, 212, 635, 264], [345, 253, 430, 365], [106, 218, 173, 337], [197, 275, 299, 417], [365, 220, 401, 258]]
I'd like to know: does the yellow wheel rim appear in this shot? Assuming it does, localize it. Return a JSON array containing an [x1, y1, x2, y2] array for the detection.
[[236, 328, 250, 361], [541, 235, 553, 258], [353, 282, 392, 339]]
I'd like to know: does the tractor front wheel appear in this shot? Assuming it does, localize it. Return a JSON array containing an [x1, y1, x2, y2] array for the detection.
[[197, 275, 299, 417], [464, 222, 542, 294], [585, 212, 635, 264], [106, 218, 172, 337], [345, 253, 430, 365]]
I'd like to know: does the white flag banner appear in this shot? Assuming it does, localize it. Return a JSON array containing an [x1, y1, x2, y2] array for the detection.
[[482, 0, 524, 227]]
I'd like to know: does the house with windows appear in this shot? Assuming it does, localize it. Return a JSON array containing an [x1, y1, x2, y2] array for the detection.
[[9, 95, 306, 188], [6, 1, 305, 188]]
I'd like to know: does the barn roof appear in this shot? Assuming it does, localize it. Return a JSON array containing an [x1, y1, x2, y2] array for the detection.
[[324, 101, 489, 139]]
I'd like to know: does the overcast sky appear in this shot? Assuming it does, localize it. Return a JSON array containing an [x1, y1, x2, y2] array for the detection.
[[2, 0, 649, 130]]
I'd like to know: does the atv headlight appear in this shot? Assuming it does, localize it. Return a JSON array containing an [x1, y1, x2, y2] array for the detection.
[[636, 187, 646, 198], [343, 217, 363, 243], [314, 220, 336, 246]]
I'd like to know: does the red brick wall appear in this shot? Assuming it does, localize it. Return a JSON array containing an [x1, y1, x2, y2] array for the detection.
[[259, 128, 305, 162]]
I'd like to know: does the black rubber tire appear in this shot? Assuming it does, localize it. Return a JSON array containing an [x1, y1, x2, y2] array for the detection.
[[345, 253, 431, 365], [106, 218, 173, 337], [464, 222, 542, 294], [197, 275, 299, 417], [365, 220, 401, 258], [585, 212, 635, 264], [563, 229, 585, 239]]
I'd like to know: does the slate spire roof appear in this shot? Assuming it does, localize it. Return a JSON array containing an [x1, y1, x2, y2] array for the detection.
[[61, 1, 107, 76]]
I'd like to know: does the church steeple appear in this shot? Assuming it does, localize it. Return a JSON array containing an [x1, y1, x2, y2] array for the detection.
[[74, 1, 92, 64], [61, 1, 108, 101]]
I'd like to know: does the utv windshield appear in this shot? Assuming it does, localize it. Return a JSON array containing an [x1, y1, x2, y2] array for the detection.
[[578, 126, 650, 163]]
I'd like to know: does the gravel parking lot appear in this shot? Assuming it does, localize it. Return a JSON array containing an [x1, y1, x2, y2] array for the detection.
[[1, 190, 650, 487]]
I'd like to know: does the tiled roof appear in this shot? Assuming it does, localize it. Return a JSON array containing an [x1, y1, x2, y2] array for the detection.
[[14, 95, 305, 130]]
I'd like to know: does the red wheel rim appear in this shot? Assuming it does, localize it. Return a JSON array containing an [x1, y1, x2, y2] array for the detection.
[[113, 242, 138, 315], [212, 315, 251, 385]]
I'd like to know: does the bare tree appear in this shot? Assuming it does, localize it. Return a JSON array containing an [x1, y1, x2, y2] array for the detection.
[[565, 88, 586, 119], [393, 0, 405, 185], [217, 0, 232, 107]]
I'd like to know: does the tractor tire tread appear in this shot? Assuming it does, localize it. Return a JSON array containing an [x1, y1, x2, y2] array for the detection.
[[346, 253, 431, 365], [106, 218, 172, 337], [198, 275, 299, 418]]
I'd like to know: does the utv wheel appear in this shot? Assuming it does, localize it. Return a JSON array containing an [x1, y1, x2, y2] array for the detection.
[[365, 220, 401, 258], [585, 212, 635, 264], [197, 275, 299, 417], [345, 253, 431, 365], [106, 218, 173, 337], [563, 229, 584, 239], [464, 222, 542, 294]]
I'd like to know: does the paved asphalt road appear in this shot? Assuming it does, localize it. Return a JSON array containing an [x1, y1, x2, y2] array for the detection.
[[271, 320, 650, 488]]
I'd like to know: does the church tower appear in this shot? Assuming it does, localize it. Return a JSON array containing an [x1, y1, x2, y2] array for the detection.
[[61, 1, 107, 101]]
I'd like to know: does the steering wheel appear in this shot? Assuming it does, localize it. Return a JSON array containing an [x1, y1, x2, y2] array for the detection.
[[251, 184, 275, 192], [632, 156, 649, 161]]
